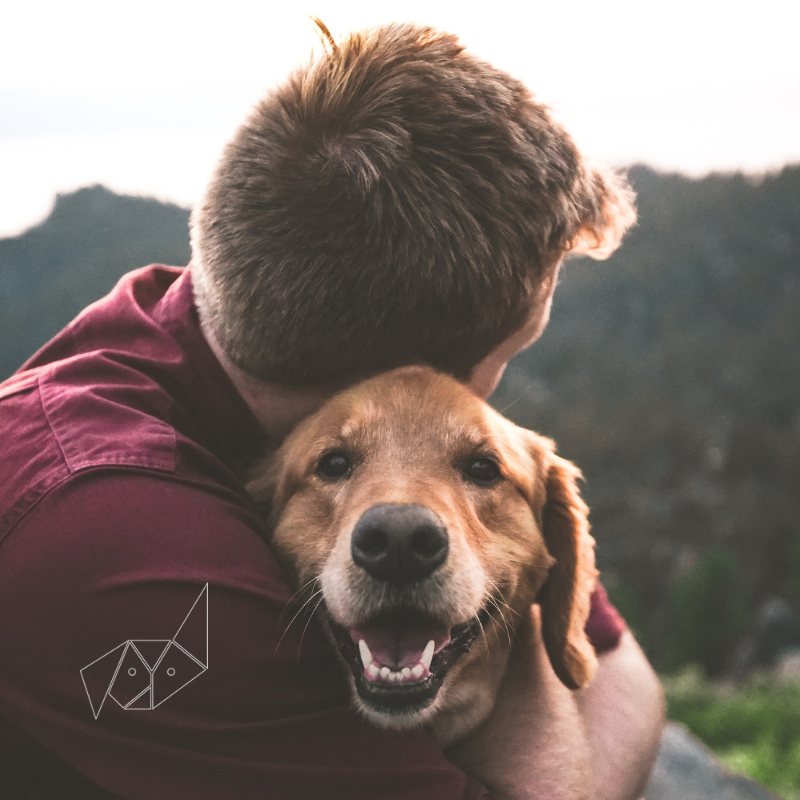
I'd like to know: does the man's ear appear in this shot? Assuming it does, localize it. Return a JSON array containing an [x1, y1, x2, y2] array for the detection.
[[537, 453, 599, 689], [568, 164, 636, 260]]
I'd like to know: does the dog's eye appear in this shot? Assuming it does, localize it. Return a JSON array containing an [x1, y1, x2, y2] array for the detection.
[[464, 457, 501, 484], [317, 451, 352, 479]]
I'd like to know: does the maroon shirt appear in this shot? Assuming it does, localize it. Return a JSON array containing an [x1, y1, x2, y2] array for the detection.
[[0, 266, 624, 799]]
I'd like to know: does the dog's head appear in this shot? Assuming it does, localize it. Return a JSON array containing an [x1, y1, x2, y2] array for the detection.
[[247, 366, 597, 729]]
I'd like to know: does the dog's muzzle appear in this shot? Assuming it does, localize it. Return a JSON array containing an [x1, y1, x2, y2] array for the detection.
[[325, 503, 485, 721]]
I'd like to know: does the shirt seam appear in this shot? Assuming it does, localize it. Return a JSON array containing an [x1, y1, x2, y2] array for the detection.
[[38, 365, 177, 476], [35, 373, 71, 473], [0, 463, 205, 548]]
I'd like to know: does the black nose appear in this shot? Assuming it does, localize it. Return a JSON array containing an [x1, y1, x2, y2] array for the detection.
[[351, 504, 449, 586]]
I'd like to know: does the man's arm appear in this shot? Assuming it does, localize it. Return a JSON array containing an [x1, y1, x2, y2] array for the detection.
[[577, 630, 665, 800], [445, 606, 664, 800], [0, 470, 486, 800]]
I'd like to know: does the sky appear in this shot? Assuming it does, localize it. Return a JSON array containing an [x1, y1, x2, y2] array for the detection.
[[2, 0, 799, 237]]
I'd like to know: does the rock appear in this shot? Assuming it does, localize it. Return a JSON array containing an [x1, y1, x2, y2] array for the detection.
[[729, 597, 800, 678], [644, 723, 780, 800], [756, 598, 800, 666], [775, 647, 800, 680]]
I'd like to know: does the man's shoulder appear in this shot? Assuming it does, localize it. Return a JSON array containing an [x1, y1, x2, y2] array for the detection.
[[0, 264, 266, 548], [0, 355, 183, 545]]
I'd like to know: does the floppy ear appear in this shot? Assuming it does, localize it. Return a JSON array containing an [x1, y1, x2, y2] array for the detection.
[[537, 453, 599, 689], [242, 454, 280, 527]]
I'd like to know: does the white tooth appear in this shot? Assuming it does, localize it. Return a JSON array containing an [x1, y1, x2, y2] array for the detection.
[[366, 664, 380, 679], [380, 667, 390, 679], [411, 664, 424, 679], [421, 640, 435, 670], [401, 667, 411, 680], [358, 640, 372, 670], [387, 671, 397, 682]]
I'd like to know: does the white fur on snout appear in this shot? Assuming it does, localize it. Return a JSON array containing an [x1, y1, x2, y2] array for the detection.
[[319, 520, 488, 630]]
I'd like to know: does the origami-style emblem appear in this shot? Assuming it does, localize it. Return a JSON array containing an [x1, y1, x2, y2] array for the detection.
[[81, 584, 208, 719]]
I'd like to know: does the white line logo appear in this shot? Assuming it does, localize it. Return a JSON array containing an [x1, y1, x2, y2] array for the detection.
[[80, 584, 208, 719]]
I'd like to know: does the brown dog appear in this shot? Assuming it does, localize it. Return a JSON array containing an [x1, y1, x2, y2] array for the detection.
[[246, 365, 598, 746]]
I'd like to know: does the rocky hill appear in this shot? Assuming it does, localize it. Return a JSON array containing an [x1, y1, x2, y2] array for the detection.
[[492, 164, 800, 672], [2, 168, 798, 675], [0, 185, 190, 377]]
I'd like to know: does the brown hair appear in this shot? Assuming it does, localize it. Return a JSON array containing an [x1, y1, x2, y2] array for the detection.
[[191, 21, 635, 386]]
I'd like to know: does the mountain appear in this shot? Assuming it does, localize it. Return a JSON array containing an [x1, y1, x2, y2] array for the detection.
[[492, 164, 800, 671], [2, 168, 798, 674], [0, 185, 191, 378]]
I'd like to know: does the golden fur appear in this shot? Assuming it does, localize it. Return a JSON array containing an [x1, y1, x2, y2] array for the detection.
[[246, 365, 598, 746]]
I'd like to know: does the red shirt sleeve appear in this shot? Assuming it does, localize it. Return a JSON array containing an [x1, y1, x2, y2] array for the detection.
[[0, 470, 488, 800], [585, 582, 626, 655]]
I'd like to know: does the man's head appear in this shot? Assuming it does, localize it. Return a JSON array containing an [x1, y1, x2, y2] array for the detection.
[[191, 21, 635, 389]]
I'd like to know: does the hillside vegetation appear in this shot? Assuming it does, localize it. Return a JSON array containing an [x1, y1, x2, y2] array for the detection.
[[1, 167, 798, 678], [0, 185, 190, 377], [492, 164, 800, 673], [665, 669, 800, 798]]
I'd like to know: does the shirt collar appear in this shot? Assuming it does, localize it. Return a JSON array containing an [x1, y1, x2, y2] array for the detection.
[[155, 266, 269, 464]]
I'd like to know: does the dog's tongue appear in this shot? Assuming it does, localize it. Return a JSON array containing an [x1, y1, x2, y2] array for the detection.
[[350, 619, 451, 669]]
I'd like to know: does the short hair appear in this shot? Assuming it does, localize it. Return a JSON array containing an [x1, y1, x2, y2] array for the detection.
[[191, 21, 635, 386]]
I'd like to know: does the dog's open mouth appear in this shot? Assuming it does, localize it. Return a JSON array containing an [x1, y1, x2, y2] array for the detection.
[[328, 608, 490, 717]]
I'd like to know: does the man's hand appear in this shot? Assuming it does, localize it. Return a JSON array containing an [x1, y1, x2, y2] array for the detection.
[[445, 606, 664, 800]]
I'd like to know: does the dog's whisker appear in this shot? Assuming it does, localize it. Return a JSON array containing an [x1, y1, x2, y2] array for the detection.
[[285, 585, 323, 626], [494, 596, 520, 620], [490, 600, 522, 649], [482, 581, 517, 646], [485, 594, 506, 626], [278, 576, 322, 625], [485, 579, 520, 620], [275, 586, 324, 654], [295, 575, 323, 600], [472, 609, 491, 660], [493, 601, 520, 626], [498, 557, 531, 568], [484, 577, 507, 602], [496, 380, 536, 415], [296, 595, 326, 664], [484, 593, 513, 646]]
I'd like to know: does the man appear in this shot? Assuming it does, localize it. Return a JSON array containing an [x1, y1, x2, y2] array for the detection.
[[0, 22, 663, 799]]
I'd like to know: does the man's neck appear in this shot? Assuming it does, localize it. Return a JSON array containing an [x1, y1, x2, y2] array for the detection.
[[202, 327, 333, 444]]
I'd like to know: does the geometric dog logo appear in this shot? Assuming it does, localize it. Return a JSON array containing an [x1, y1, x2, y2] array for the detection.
[[80, 584, 208, 719]]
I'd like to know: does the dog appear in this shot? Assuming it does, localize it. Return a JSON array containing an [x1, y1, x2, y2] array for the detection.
[[245, 365, 598, 746]]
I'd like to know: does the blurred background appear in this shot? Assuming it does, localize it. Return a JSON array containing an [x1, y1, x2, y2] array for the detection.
[[1, 1, 799, 795]]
